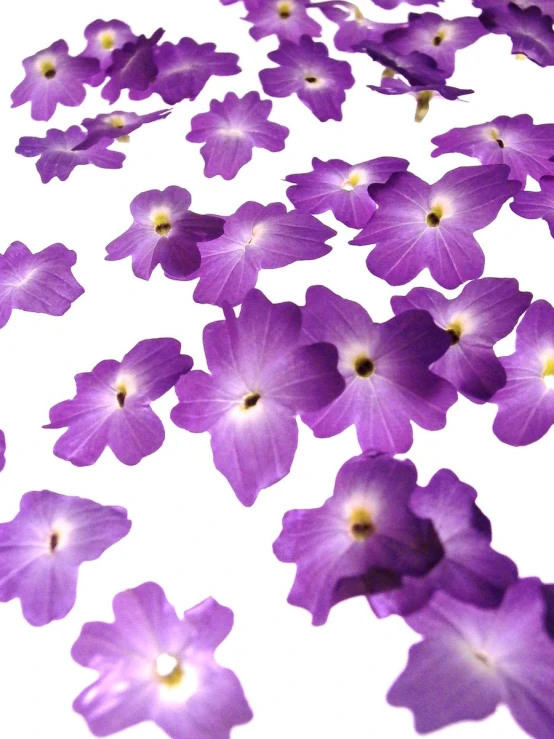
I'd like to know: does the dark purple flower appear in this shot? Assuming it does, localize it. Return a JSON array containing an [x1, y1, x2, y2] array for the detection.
[[245, 0, 322, 42], [543, 583, 554, 639], [186, 91, 289, 180], [273, 453, 443, 625], [78, 19, 136, 87], [431, 114, 554, 186], [351, 165, 521, 289], [44, 338, 193, 466], [0, 431, 5, 473], [480, 2, 554, 66], [193, 202, 334, 307], [0, 490, 130, 626], [373, 0, 443, 7], [16, 125, 125, 183], [285, 156, 409, 228], [356, 41, 447, 86], [73, 109, 171, 150], [0, 241, 84, 329], [102, 28, 164, 103], [391, 278, 532, 403], [369, 469, 518, 618], [309, 2, 400, 53], [259, 36, 354, 121], [474, 0, 554, 11], [299, 286, 457, 454], [387, 579, 554, 738], [129, 38, 241, 104], [105, 186, 224, 280], [72, 583, 253, 737], [171, 289, 345, 506], [511, 175, 554, 235], [492, 300, 554, 446], [368, 77, 473, 122], [11, 40, 99, 121]]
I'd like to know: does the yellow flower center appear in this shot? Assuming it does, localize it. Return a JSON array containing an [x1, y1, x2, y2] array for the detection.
[[446, 320, 463, 345], [542, 357, 554, 388], [155, 654, 185, 687], [432, 28, 447, 46], [108, 115, 126, 128], [489, 129, 505, 149], [242, 392, 261, 410], [40, 60, 56, 79], [152, 211, 172, 236], [349, 507, 375, 541], [278, 1, 293, 18], [354, 356, 374, 378], [426, 203, 443, 227], [99, 31, 115, 50], [415, 91, 434, 123]]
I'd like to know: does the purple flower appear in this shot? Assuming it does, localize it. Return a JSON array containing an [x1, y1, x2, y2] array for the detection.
[[129, 38, 241, 104], [368, 77, 473, 122], [492, 300, 554, 446], [78, 19, 136, 87], [259, 36, 354, 121], [285, 156, 409, 228], [351, 165, 521, 289], [273, 453, 443, 625], [391, 278, 532, 403], [102, 28, 164, 104], [474, 0, 554, 11], [193, 202, 334, 307], [310, 2, 400, 53], [72, 583, 253, 737], [356, 41, 447, 86], [511, 175, 554, 235], [11, 40, 99, 121], [245, 0, 322, 42], [73, 109, 171, 151], [480, 2, 554, 66], [387, 578, 554, 738], [105, 186, 224, 280], [373, 0, 443, 7], [186, 91, 289, 180], [369, 469, 518, 618], [16, 125, 125, 183], [0, 431, 5, 473], [44, 338, 193, 466], [171, 289, 345, 506], [0, 241, 84, 329], [0, 490, 130, 626], [299, 286, 457, 454], [431, 114, 554, 186]]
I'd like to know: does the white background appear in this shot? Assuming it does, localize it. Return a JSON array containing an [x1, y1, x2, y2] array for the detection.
[[1, 0, 554, 737]]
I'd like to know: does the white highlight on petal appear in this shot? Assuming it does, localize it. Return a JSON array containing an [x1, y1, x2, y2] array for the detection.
[[542, 354, 554, 389], [245, 224, 264, 248], [219, 127, 244, 137], [114, 373, 138, 408], [155, 653, 199, 704], [340, 342, 375, 377], [46, 518, 72, 554], [156, 653, 179, 678]]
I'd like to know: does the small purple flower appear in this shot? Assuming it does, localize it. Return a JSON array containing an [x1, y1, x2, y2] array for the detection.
[[0, 490, 130, 627], [72, 583, 253, 737], [369, 469, 518, 618], [78, 19, 136, 87], [273, 453, 443, 625], [431, 114, 554, 186], [44, 338, 193, 467], [193, 202, 334, 307], [299, 286, 457, 454], [368, 77, 473, 122], [102, 28, 164, 104], [285, 156, 409, 228], [105, 186, 224, 281], [511, 176, 554, 236], [245, 0, 322, 42], [259, 36, 354, 121], [387, 578, 554, 738], [356, 41, 447, 86], [171, 289, 345, 506], [310, 2, 400, 53], [351, 165, 521, 289], [480, 2, 554, 66], [492, 300, 554, 446], [73, 109, 171, 151], [16, 125, 125, 183], [391, 278, 532, 403], [186, 91, 289, 180], [11, 40, 99, 121], [129, 38, 241, 104], [0, 241, 84, 329], [0, 431, 5, 473]]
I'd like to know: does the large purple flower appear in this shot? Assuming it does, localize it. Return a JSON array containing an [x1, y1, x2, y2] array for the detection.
[[105, 186, 224, 280], [367, 77, 473, 123], [11, 40, 99, 121], [44, 338, 193, 466], [72, 583, 253, 737], [192, 202, 334, 307], [78, 19, 136, 87], [16, 126, 125, 183], [171, 289, 345, 506], [351, 165, 521, 289], [245, 0, 322, 42], [102, 28, 164, 103], [0, 490, 130, 627], [511, 175, 554, 235], [73, 109, 171, 150], [369, 469, 518, 618], [0, 241, 84, 329], [310, 2, 400, 53], [259, 35, 354, 121], [391, 278, 532, 403], [273, 453, 443, 625], [285, 156, 409, 228], [387, 579, 554, 737], [431, 114, 554, 186], [492, 299, 554, 446], [186, 91, 289, 179], [480, 2, 554, 66], [299, 286, 457, 454]]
